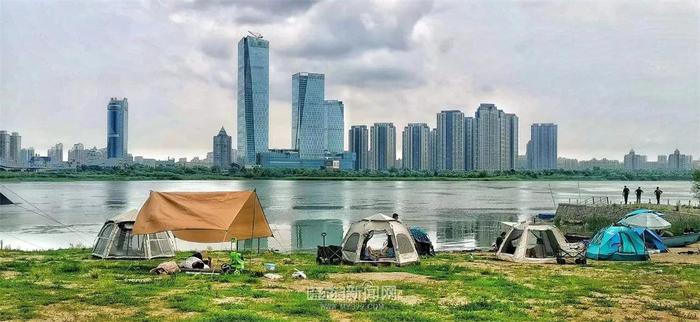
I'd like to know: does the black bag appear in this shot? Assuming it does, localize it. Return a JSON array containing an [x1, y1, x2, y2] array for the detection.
[[316, 245, 342, 265]]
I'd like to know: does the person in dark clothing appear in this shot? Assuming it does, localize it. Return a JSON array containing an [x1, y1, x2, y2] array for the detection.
[[654, 187, 663, 205], [635, 187, 643, 204], [622, 186, 630, 204], [392, 213, 399, 221], [495, 232, 506, 251]]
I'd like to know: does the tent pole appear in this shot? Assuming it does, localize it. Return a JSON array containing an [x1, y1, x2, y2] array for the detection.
[[251, 190, 257, 253]]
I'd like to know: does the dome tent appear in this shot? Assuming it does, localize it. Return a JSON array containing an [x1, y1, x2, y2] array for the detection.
[[340, 214, 419, 266], [496, 223, 572, 264], [586, 226, 649, 261], [92, 209, 175, 259]]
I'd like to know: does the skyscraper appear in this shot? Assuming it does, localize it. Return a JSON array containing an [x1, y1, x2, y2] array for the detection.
[[9, 132, 21, 165], [107, 97, 128, 159], [436, 110, 465, 170], [48, 143, 64, 164], [402, 123, 430, 171], [464, 117, 475, 171], [428, 128, 438, 171], [213, 127, 232, 170], [68, 143, 87, 165], [473, 103, 518, 171], [668, 149, 692, 170], [292, 72, 326, 158], [370, 123, 396, 171], [623, 149, 648, 170], [526, 123, 557, 170], [348, 125, 369, 170], [325, 100, 344, 154], [0, 131, 10, 164], [238, 34, 269, 165]]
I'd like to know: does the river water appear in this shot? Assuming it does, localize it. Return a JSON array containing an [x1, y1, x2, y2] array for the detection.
[[0, 180, 694, 252]]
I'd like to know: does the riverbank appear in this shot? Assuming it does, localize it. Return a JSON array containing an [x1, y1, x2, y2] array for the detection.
[[1, 249, 699, 321]]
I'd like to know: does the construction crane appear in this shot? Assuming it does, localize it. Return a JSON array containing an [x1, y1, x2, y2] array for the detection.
[[248, 31, 263, 39]]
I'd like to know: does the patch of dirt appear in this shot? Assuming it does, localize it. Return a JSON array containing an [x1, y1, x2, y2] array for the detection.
[[329, 310, 355, 322], [38, 303, 136, 321], [652, 242, 700, 264], [329, 272, 432, 283], [1, 270, 20, 279], [262, 278, 335, 292]]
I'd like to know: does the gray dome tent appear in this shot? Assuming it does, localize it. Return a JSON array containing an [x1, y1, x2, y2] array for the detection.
[[340, 213, 420, 266], [92, 209, 175, 259]]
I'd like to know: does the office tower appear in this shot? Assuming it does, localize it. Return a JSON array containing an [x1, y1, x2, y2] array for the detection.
[[436, 110, 465, 171], [325, 100, 344, 154], [48, 143, 64, 163], [464, 117, 475, 171], [20, 148, 34, 166], [473, 103, 518, 171], [526, 123, 557, 170], [668, 149, 693, 170], [107, 97, 128, 159], [0, 131, 9, 163], [9, 132, 20, 165], [291, 72, 326, 158], [428, 128, 438, 171], [370, 123, 396, 171], [213, 127, 233, 170], [237, 34, 269, 165], [623, 150, 648, 170], [402, 123, 430, 171], [68, 143, 87, 165], [656, 155, 668, 169], [348, 125, 369, 170]]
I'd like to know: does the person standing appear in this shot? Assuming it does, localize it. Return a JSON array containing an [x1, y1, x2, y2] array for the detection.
[[635, 187, 643, 204], [654, 187, 663, 205], [623, 186, 630, 204]]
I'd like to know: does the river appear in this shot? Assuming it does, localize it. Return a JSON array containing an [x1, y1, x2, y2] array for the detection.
[[0, 180, 694, 252]]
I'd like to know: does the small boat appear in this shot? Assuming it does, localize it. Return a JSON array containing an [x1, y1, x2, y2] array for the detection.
[[662, 233, 700, 248]]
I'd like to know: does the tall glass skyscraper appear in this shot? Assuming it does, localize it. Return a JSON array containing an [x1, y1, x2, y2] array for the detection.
[[324, 100, 344, 154], [107, 97, 128, 159], [348, 125, 369, 170], [292, 72, 326, 158], [437, 110, 465, 170], [527, 123, 557, 170], [237, 35, 269, 165], [370, 123, 396, 171], [213, 127, 232, 170], [402, 123, 430, 171]]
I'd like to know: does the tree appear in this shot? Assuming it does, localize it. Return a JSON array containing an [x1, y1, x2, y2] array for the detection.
[[693, 170, 700, 202]]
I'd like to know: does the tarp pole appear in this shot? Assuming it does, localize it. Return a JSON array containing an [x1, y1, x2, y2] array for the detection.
[[251, 189, 257, 253]]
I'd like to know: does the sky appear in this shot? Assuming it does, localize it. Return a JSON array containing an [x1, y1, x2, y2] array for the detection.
[[1, 0, 699, 161]]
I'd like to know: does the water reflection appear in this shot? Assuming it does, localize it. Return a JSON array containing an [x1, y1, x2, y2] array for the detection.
[[291, 219, 344, 250]]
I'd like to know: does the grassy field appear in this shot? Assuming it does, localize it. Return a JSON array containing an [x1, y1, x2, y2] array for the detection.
[[1, 249, 700, 321]]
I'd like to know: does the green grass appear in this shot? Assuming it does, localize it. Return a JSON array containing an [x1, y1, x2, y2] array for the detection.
[[0, 249, 698, 321]]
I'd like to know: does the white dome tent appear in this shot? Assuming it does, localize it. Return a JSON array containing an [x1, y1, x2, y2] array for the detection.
[[340, 213, 419, 266], [92, 209, 175, 259], [496, 223, 571, 264]]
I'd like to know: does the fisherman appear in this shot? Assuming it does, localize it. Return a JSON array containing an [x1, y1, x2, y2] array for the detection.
[[635, 187, 643, 204], [392, 213, 399, 221], [622, 186, 630, 204], [654, 187, 663, 205]]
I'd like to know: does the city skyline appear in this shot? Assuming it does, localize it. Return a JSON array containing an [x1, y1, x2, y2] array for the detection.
[[1, 1, 698, 160]]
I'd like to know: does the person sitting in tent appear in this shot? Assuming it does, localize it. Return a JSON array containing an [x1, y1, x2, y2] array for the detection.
[[382, 237, 395, 258]]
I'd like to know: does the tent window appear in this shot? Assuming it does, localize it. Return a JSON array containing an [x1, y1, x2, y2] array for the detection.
[[397, 234, 413, 254], [364, 231, 395, 259], [526, 230, 558, 258], [619, 233, 636, 253], [502, 229, 523, 254], [93, 223, 115, 255], [343, 233, 360, 252]]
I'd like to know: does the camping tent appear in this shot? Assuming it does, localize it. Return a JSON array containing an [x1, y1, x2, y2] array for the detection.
[[133, 191, 273, 243], [586, 226, 649, 261], [92, 209, 175, 259], [632, 228, 668, 253], [0, 191, 14, 205], [496, 223, 571, 264], [340, 213, 419, 266]]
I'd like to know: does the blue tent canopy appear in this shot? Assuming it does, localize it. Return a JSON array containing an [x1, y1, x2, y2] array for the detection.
[[632, 227, 668, 252], [586, 226, 649, 261]]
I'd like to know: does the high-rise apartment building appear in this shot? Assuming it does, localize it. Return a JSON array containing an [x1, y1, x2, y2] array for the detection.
[[213, 127, 233, 170], [668, 149, 693, 170], [237, 35, 269, 165], [473, 103, 518, 170], [107, 97, 128, 159], [292, 72, 326, 158], [464, 117, 475, 171], [436, 110, 464, 171], [324, 100, 344, 154], [370, 123, 396, 171], [623, 150, 648, 170], [0, 131, 10, 164], [402, 123, 430, 171], [526, 123, 557, 170], [68, 143, 87, 165], [48, 143, 64, 164], [9, 132, 21, 165], [348, 125, 369, 170]]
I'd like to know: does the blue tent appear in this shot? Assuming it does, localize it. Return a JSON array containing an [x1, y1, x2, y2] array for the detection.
[[632, 228, 668, 253], [586, 226, 649, 261]]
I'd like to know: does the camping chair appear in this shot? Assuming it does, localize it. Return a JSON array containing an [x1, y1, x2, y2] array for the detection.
[[556, 243, 587, 265], [316, 233, 342, 265]]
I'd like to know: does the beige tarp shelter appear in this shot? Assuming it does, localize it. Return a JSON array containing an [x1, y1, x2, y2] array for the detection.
[[92, 209, 175, 259], [340, 213, 420, 266], [496, 223, 573, 264], [133, 191, 273, 243]]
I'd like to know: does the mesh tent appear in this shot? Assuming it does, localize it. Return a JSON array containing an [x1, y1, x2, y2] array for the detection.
[[496, 223, 571, 264], [340, 213, 420, 266], [92, 209, 175, 259]]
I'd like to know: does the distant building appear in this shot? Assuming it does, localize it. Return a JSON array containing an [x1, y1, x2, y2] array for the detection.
[[348, 125, 369, 170], [402, 123, 430, 171], [292, 72, 326, 158], [623, 150, 647, 170], [515, 155, 528, 170], [213, 127, 232, 170], [257, 149, 354, 170], [473, 103, 518, 171], [68, 143, 87, 165], [47, 143, 64, 164], [527, 123, 558, 170], [464, 117, 475, 171], [0, 131, 9, 164], [107, 98, 128, 159], [428, 128, 438, 171], [579, 158, 622, 170], [557, 157, 579, 170], [370, 123, 396, 171], [20, 147, 34, 167], [436, 110, 464, 171], [9, 132, 20, 165], [668, 149, 692, 170], [237, 35, 269, 165], [657, 155, 668, 168], [324, 100, 344, 154]]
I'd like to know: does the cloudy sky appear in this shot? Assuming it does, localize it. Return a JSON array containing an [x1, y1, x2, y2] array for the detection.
[[1, 0, 698, 160]]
